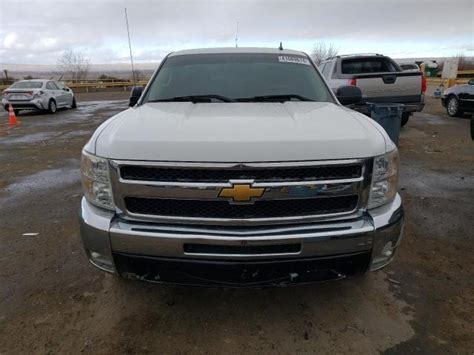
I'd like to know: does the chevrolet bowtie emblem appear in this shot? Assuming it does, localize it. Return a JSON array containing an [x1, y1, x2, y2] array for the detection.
[[219, 184, 265, 202]]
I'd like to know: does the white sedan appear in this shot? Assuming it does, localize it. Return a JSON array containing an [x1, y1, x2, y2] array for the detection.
[[2, 79, 77, 115]]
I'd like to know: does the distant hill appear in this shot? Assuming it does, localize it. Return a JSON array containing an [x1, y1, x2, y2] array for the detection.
[[1, 62, 159, 72], [0, 63, 159, 80]]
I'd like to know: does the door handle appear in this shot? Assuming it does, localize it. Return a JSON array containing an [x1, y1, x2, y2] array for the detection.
[[382, 75, 397, 84]]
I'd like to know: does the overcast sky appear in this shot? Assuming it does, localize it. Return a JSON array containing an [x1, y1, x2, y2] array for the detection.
[[0, 0, 472, 65]]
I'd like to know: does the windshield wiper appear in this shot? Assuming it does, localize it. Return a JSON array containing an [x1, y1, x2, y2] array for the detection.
[[149, 95, 236, 103], [236, 94, 315, 102]]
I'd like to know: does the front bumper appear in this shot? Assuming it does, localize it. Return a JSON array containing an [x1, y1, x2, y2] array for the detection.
[[80, 194, 404, 287]]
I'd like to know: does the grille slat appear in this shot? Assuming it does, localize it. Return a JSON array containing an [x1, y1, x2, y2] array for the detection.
[[124, 195, 359, 219], [120, 165, 362, 183]]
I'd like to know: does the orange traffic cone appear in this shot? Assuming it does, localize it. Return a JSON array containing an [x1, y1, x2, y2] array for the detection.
[[8, 104, 18, 126]]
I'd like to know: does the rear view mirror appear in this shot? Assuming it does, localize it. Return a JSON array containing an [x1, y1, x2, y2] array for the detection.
[[336, 85, 362, 106], [129, 86, 144, 107]]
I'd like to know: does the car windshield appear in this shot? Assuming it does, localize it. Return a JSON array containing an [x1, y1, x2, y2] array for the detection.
[[10, 81, 43, 89], [142, 53, 333, 103]]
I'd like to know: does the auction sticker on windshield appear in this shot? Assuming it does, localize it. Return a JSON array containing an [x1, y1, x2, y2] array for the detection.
[[278, 56, 310, 65]]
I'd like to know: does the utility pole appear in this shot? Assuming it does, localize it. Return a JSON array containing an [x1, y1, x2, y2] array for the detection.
[[235, 21, 239, 48], [125, 7, 136, 86]]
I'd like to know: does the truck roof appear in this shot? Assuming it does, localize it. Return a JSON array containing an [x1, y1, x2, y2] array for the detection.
[[323, 53, 390, 61], [169, 47, 307, 57]]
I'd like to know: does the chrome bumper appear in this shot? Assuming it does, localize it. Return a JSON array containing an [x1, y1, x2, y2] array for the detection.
[[80, 193, 404, 282]]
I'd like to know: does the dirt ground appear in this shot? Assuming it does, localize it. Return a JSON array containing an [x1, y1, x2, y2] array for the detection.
[[0, 90, 473, 354]]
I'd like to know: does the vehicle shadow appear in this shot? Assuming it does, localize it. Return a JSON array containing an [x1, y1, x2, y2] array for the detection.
[[16, 108, 71, 117], [93, 270, 413, 352]]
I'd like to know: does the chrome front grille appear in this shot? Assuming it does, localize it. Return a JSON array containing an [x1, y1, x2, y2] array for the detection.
[[124, 195, 359, 219], [109, 159, 372, 225], [119, 164, 363, 183]]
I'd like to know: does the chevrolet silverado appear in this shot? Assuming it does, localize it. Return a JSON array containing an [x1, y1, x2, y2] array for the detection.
[[80, 48, 404, 287]]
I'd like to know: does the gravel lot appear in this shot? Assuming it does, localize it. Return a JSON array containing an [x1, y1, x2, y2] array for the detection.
[[0, 92, 473, 354]]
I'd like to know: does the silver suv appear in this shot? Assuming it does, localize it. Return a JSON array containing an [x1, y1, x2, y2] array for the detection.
[[2, 79, 77, 115]]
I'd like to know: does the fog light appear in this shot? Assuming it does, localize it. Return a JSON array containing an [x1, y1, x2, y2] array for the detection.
[[371, 242, 396, 271], [382, 249, 393, 257], [87, 250, 115, 273]]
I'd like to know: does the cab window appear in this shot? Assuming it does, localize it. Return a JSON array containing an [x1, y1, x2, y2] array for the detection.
[[341, 58, 399, 74]]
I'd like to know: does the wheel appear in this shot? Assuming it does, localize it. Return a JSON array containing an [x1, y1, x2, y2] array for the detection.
[[48, 99, 57, 114], [71, 97, 77, 109], [13, 109, 20, 116], [446, 96, 463, 117], [401, 112, 410, 127]]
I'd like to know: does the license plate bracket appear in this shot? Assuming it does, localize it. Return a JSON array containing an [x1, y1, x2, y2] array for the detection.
[[10, 94, 27, 100]]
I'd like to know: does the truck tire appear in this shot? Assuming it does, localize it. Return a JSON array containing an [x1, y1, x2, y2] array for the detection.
[[48, 99, 57, 114], [401, 112, 410, 127], [446, 95, 463, 117]]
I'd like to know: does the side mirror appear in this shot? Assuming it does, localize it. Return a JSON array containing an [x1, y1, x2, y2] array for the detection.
[[336, 85, 362, 106], [129, 86, 143, 107], [468, 79, 474, 86]]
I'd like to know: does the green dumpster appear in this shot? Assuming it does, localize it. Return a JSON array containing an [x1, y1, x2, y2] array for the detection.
[[425, 67, 439, 77]]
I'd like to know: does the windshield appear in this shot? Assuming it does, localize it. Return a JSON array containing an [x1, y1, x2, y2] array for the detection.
[[142, 53, 333, 103], [10, 81, 43, 89]]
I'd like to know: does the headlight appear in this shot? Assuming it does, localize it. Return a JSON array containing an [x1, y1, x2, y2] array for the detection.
[[81, 150, 115, 210], [368, 149, 399, 209]]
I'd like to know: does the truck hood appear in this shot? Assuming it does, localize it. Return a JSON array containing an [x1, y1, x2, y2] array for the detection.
[[93, 102, 389, 162]]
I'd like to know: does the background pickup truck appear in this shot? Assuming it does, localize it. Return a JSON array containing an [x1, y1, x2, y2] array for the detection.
[[319, 54, 426, 126]]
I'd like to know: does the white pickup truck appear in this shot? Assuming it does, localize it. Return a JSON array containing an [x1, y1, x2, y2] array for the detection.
[[319, 54, 426, 126], [80, 48, 404, 287]]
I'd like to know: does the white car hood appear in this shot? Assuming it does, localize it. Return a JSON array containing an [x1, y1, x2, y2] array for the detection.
[[93, 102, 389, 162]]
